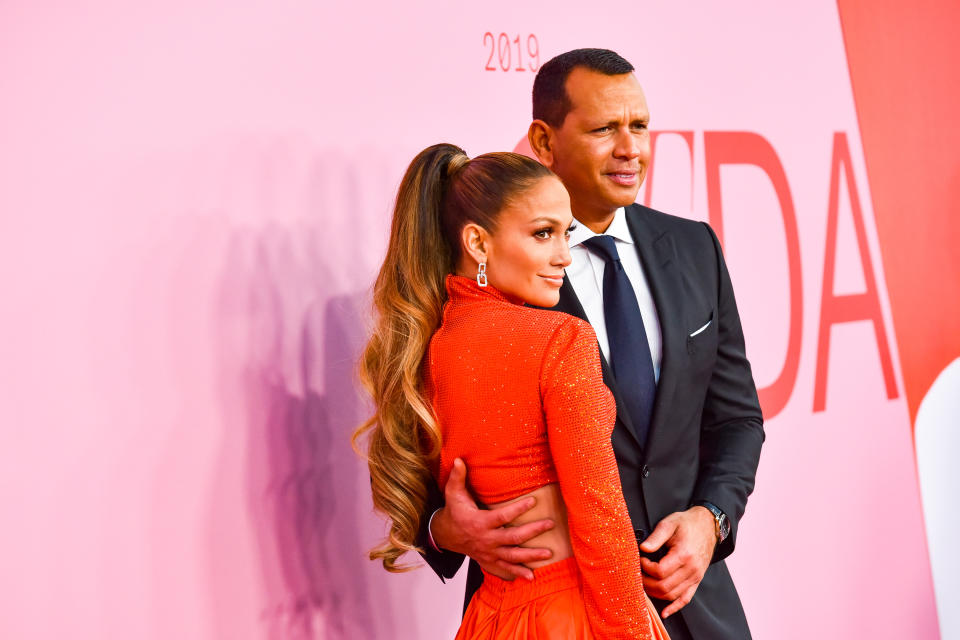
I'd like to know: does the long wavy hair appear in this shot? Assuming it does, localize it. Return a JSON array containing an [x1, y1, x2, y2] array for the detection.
[[353, 143, 553, 571]]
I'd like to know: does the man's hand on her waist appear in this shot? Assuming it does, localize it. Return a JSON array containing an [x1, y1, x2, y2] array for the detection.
[[430, 458, 555, 581]]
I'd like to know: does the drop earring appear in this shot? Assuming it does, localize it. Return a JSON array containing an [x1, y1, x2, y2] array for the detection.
[[477, 262, 488, 287]]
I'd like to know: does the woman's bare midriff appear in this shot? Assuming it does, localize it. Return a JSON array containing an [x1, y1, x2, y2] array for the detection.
[[487, 483, 573, 571]]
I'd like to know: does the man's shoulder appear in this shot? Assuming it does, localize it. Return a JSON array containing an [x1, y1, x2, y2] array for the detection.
[[625, 203, 717, 250], [626, 203, 709, 233]]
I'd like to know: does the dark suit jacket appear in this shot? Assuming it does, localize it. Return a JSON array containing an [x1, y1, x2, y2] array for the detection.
[[418, 204, 765, 639]]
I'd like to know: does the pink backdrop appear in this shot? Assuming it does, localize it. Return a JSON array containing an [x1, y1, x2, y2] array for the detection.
[[1, 2, 953, 638]]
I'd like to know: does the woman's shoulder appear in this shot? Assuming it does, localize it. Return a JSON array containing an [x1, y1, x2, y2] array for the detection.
[[509, 307, 598, 355], [440, 293, 598, 355], [512, 305, 594, 334]]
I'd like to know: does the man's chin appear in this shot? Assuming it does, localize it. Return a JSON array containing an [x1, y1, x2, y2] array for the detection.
[[607, 194, 642, 211], [602, 185, 642, 208]]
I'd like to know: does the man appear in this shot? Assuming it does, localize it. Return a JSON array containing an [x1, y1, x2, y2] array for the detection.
[[419, 49, 764, 639]]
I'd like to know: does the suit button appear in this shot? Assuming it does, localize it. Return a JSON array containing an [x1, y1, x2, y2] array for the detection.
[[641, 465, 650, 478]]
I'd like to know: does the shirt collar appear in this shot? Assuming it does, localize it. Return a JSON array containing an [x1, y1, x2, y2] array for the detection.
[[569, 207, 634, 248], [444, 274, 526, 306]]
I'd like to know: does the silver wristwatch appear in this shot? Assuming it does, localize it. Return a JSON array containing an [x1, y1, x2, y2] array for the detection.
[[698, 501, 730, 543]]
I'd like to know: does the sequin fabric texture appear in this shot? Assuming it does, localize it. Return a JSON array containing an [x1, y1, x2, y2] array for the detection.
[[424, 275, 654, 639]]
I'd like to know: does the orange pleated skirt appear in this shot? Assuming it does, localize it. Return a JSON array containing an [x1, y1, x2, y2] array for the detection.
[[454, 557, 670, 639]]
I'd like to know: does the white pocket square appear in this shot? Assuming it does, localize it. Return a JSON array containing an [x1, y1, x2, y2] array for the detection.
[[689, 320, 712, 337]]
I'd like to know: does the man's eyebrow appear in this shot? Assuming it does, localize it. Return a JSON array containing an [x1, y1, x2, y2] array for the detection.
[[589, 114, 649, 126]]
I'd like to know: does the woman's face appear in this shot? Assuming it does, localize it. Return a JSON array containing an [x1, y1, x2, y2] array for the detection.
[[484, 176, 574, 307]]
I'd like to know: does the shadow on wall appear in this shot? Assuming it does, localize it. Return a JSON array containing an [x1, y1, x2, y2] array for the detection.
[[210, 222, 410, 639]]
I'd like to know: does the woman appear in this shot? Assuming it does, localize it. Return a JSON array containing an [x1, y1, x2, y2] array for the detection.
[[354, 143, 668, 639]]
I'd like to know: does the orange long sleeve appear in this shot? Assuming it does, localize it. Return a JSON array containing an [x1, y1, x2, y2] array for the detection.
[[540, 317, 651, 639]]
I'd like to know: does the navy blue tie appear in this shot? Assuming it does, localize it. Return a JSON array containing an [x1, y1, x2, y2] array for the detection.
[[581, 234, 656, 444]]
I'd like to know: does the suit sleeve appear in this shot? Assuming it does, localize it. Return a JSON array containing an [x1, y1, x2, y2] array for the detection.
[[693, 222, 766, 562], [414, 477, 466, 581], [542, 317, 653, 639]]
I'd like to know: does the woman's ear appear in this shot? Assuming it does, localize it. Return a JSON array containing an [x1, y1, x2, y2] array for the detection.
[[460, 223, 489, 265], [528, 120, 555, 168]]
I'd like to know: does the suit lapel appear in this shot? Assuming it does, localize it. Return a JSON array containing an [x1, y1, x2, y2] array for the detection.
[[624, 204, 683, 455], [553, 275, 646, 449]]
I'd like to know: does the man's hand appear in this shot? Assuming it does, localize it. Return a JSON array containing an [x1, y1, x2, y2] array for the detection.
[[430, 458, 554, 580], [638, 506, 717, 618]]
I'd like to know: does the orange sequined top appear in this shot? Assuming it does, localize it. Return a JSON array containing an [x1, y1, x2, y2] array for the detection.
[[424, 275, 651, 639]]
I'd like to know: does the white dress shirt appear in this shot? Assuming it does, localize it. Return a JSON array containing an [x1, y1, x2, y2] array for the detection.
[[566, 207, 663, 383]]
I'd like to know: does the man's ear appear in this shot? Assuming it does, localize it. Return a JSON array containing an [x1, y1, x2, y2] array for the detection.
[[528, 120, 555, 168], [460, 223, 488, 266]]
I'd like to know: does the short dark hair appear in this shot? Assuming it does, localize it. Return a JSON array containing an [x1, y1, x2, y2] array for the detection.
[[532, 48, 635, 127]]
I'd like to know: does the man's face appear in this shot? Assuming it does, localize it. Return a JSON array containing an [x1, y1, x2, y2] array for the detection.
[[547, 68, 650, 220]]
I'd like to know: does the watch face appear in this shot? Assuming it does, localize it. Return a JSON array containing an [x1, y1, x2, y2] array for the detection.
[[719, 513, 731, 541]]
